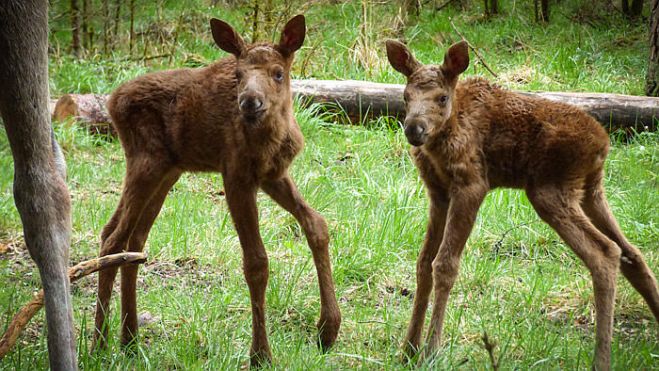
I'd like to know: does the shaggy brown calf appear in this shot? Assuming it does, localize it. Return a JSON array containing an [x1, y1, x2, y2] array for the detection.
[[386, 40, 659, 370], [93, 15, 341, 366]]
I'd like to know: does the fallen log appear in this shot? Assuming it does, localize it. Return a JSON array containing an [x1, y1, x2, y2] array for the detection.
[[0, 252, 147, 359], [51, 80, 659, 132], [292, 80, 659, 131], [52, 93, 115, 135]]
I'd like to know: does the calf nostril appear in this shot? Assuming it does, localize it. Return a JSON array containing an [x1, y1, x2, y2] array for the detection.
[[253, 98, 263, 110], [405, 124, 425, 138]]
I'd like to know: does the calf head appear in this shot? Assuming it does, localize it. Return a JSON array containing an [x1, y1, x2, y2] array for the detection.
[[386, 40, 469, 146], [210, 15, 305, 124]]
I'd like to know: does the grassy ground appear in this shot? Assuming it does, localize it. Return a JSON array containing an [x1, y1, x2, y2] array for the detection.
[[1, 112, 657, 369], [1, 0, 658, 369]]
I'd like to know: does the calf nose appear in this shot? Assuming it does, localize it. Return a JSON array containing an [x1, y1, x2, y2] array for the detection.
[[404, 118, 427, 146], [404, 124, 425, 138], [239, 94, 264, 113]]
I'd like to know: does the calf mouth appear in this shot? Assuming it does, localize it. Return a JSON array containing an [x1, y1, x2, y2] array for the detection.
[[406, 135, 427, 147], [241, 108, 266, 123]]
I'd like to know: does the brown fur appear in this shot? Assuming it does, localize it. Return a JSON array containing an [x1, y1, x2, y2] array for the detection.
[[93, 15, 340, 366], [386, 40, 659, 370]]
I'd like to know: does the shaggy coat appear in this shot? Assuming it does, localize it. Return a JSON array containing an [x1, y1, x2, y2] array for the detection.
[[93, 16, 340, 367], [386, 40, 659, 371]]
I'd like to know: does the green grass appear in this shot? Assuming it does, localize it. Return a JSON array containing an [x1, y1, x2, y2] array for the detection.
[[1, 110, 657, 369], [1, 0, 658, 369], [46, 0, 648, 96]]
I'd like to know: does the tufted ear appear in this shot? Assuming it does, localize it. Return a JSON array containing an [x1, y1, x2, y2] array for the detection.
[[440, 41, 469, 81], [210, 18, 246, 57], [385, 39, 422, 77], [277, 15, 306, 57]]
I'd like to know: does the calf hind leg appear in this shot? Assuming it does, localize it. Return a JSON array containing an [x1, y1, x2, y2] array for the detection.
[[120, 171, 180, 346], [528, 186, 621, 371], [93, 159, 173, 349], [582, 181, 659, 321]]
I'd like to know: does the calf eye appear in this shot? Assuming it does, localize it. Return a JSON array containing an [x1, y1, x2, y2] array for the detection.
[[273, 69, 284, 82], [235, 70, 244, 81], [438, 95, 449, 105]]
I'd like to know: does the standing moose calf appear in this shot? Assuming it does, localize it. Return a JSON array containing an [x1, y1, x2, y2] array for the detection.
[[93, 15, 341, 366], [386, 40, 659, 370]]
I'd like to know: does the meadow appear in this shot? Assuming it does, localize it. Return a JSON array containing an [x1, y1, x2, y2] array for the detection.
[[1, 0, 658, 369]]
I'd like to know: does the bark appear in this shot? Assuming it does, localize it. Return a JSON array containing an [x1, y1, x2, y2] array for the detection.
[[52, 94, 115, 135], [490, 0, 498, 14], [70, 0, 81, 57], [648, 0, 659, 96], [623, 0, 644, 18], [484, 0, 498, 15], [113, 0, 122, 50], [291, 80, 659, 131], [540, 0, 549, 22], [0, 252, 147, 359], [129, 0, 135, 54], [82, 0, 91, 50], [50, 81, 659, 133], [102, 0, 109, 54]]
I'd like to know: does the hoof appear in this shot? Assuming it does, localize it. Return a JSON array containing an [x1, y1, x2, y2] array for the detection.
[[316, 314, 341, 352], [249, 348, 272, 368], [401, 342, 419, 364]]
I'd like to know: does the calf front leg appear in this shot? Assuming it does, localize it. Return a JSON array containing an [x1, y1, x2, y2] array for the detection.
[[423, 185, 486, 361], [225, 181, 272, 367], [261, 174, 341, 350], [402, 189, 448, 360]]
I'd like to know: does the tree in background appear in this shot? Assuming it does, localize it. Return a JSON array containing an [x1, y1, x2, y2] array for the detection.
[[647, 0, 659, 96], [622, 0, 644, 18], [484, 0, 498, 16], [535, 0, 550, 22], [70, 0, 81, 57]]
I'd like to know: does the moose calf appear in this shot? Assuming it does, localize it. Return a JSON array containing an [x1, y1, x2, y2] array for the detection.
[[386, 40, 659, 370], [93, 15, 341, 366]]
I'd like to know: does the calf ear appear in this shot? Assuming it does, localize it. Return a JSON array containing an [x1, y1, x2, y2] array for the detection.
[[441, 41, 469, 80], [385, 40, 421, 77], [210, 18, 246, 57], [278, 15, 306, 57]]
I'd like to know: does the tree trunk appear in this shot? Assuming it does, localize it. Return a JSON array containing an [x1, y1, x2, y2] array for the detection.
[[535, 0, 539, 21], [540, 0, 549, 22], [50, 81, 659, 132], [632, 0, 644, 16], [113, 0, 122, 51], [622, 0, 643, 17], [70, 0, 81, 57], [251, 0, 260, 42], [647, 0, 659, 96], [102, 0, 109, 54], [81, 0, 90, 50], [129, 0, 135, 55]]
